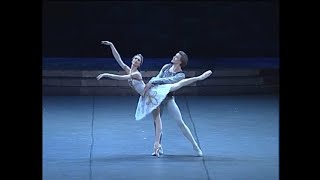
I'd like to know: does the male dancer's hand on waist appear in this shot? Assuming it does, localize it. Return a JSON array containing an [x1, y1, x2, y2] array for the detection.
[[143, 82, 154, 96]]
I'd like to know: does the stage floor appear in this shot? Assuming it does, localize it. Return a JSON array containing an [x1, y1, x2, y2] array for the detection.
[[43, 95, 279, 180]]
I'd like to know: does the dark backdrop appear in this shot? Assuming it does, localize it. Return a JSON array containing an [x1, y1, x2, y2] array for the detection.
[[43, 1, 278, 59]]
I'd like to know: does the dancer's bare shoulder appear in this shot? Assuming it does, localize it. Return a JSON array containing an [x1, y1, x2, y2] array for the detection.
[[131, 71, 143, 80]]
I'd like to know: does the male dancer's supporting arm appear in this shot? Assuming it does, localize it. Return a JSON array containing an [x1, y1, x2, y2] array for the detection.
[[142, 64, 185, 95]]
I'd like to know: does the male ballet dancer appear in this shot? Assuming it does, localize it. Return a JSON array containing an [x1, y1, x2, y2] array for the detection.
[[143, 51, 203, 156]]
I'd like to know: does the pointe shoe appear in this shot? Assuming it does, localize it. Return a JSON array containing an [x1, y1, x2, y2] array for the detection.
[[152, 144, 163, 157], [152, 143, 162, 157], [193, 145, 203, 157], [199, 70, 212, 80], [159, 146, 164, 154]]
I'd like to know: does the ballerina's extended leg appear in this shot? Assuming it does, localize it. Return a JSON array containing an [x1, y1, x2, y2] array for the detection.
[[170, 70, 212, 92]]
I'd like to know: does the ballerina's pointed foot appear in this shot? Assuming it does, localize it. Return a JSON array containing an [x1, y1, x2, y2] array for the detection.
[[152, 143, 163, 158], [199, 70, 213, 80], [152, 146, 163, 156], [193, 145, 203, 157]]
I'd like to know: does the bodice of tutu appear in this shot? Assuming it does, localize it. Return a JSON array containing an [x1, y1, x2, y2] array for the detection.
[[128, 78, 145, 96]]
